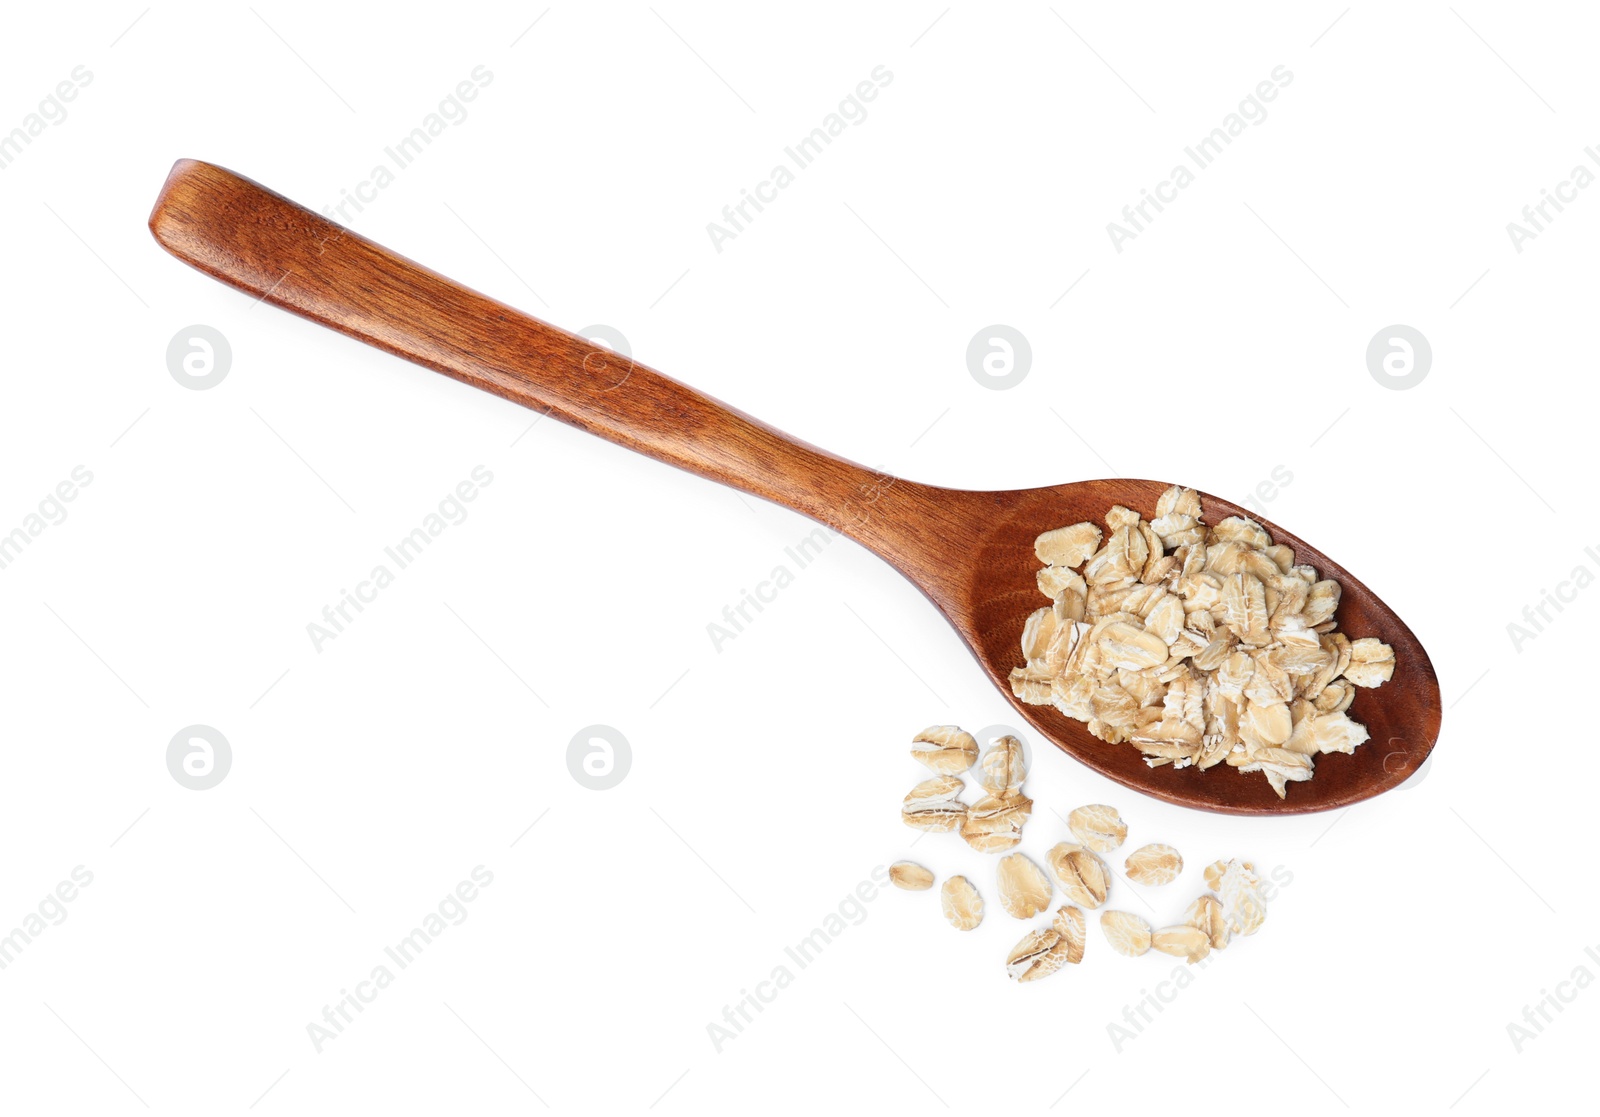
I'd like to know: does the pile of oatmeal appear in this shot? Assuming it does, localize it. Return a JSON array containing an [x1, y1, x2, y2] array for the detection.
[[1008, 486, 1394, 798]]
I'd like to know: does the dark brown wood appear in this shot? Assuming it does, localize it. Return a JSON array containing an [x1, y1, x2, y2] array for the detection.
[[148, 159, 1441, 815]]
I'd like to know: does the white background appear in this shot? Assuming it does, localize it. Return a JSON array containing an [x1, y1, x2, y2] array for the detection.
[[0, 2, 1591, 1113]]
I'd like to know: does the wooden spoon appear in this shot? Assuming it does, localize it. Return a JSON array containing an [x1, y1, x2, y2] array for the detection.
[[148, 159, 1441, 815]]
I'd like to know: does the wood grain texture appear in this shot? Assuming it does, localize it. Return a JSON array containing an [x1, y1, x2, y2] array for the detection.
[[149, 159, 1441, 815]]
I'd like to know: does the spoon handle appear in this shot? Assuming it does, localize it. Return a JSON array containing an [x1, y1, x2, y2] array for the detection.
[[148, 160, 939, 559]]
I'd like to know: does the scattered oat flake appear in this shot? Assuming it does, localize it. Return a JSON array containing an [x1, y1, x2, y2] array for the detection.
[[1184, 893, 1230, 950], [1151, 924, 1211, 964], [1054, 904, 1087, 964], [1100, 910, 1152, 957], [1125, 843, 1183, 886], [1067, 804, 1128, 853], [910, 725, 979, 774], [1205, 859, 1268, 936], [1006, 927, 1068, 982], [1047, 842, 1110, 909], [961, 792, 1032, 853], [889, 862, 934, 891], [942, 875, 984, 931], [997, 853, 1054, 919], [901, 776, 966, 832], [977, 736, 1028, 796]]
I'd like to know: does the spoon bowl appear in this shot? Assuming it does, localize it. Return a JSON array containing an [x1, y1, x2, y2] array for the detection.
[[149, 159, 1441, 815], [943, 478, 1438, 814]]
